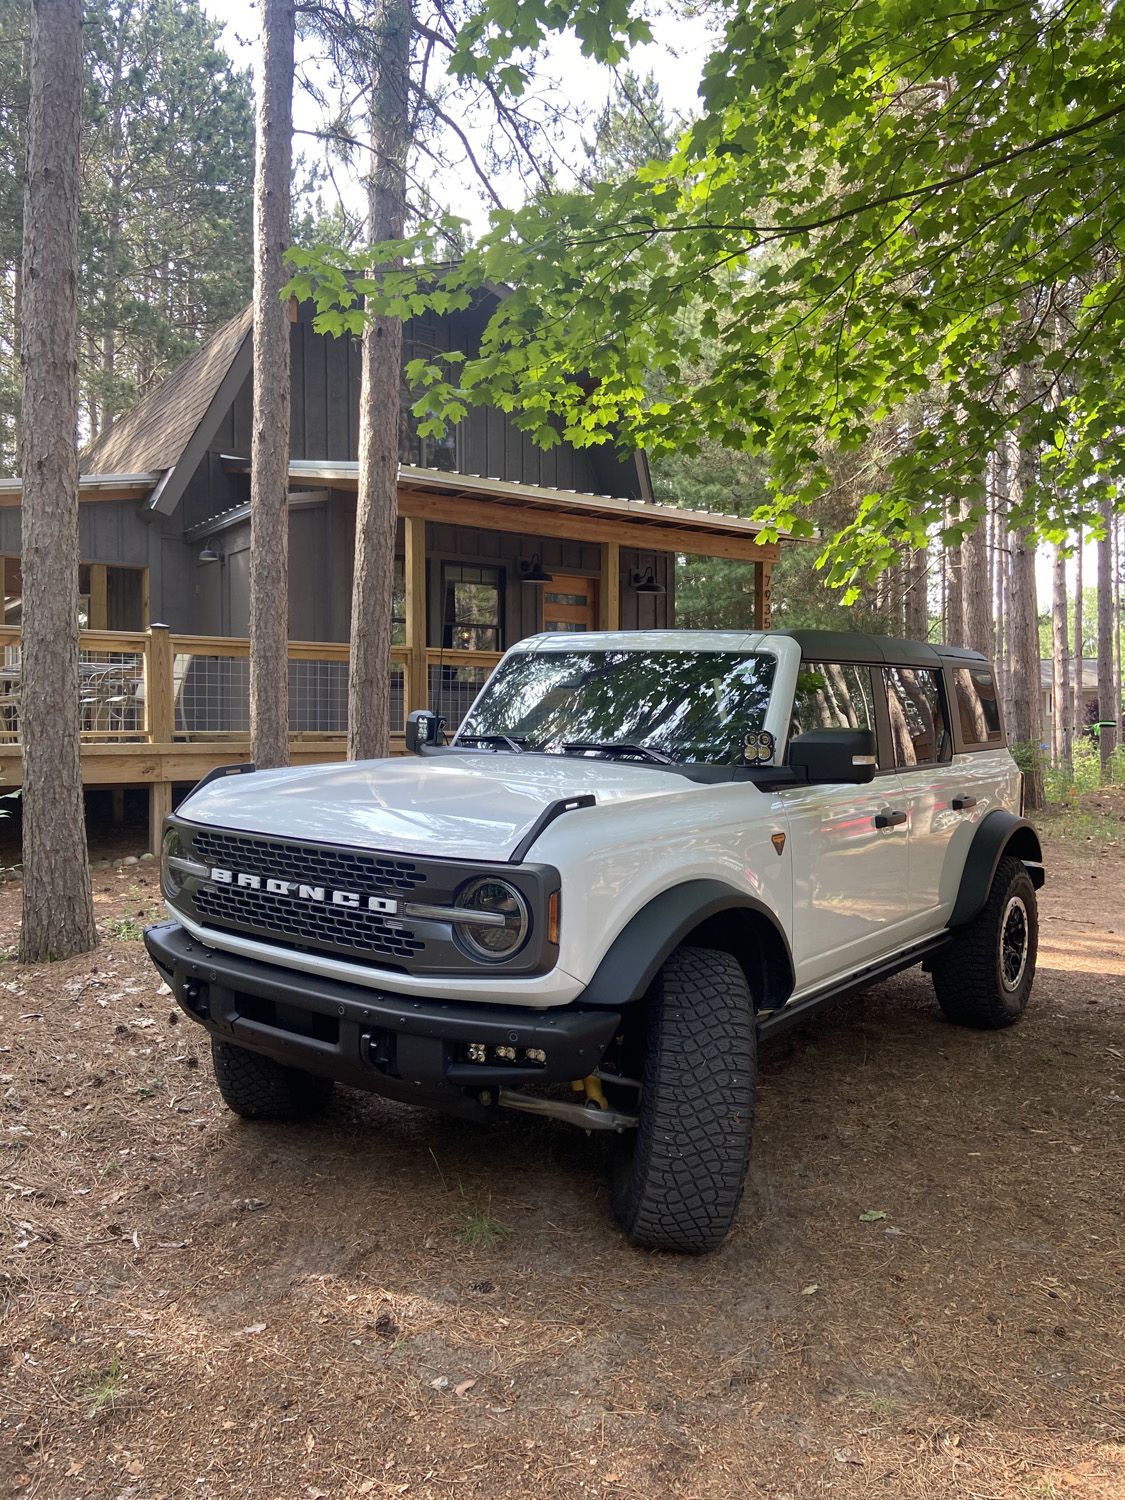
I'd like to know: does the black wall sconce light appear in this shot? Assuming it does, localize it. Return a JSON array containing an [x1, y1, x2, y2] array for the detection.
[[520, 553, 553, 584], [631, 565, 665, 596], [198, 543, 222, 565]]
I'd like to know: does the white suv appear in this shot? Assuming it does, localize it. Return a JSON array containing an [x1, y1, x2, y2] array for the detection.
[[146, 630, 1044, 1252]]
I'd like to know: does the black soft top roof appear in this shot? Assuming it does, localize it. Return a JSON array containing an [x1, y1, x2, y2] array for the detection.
[[761, 629, 988, 667]]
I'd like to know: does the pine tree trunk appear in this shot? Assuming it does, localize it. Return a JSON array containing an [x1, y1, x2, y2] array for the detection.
[[904, 543, 927, 640], [961, 500, 991, 656], [945, 501, 964, 646], [248, 0, 294, 770], [1072, 532, 1083, 743], [1050, 542, 1070, 771], [18, 0, 96, 962], [1006, 412, 1044, 809], [348, 0, 412, 761], [1097, 494, 1116, 779], [1115, 515, 1123, 757]]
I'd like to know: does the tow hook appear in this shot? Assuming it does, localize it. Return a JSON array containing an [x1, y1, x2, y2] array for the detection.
[[571, 1074, 609, 1111]]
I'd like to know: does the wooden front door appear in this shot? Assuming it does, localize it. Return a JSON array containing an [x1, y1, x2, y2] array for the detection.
[[542, 575, 598, 634]]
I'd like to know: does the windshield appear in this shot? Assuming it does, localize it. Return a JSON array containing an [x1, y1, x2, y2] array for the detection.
[[456, 649, 776, 765]]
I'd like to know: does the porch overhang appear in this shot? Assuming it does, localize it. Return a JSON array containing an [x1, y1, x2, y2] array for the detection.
[[0, 472, 162, 506], [217, 457, 784, 564]]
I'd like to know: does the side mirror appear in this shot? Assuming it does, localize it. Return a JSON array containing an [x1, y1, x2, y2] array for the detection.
[[405, 709, 445, 755], [789, 728, 878, 784]]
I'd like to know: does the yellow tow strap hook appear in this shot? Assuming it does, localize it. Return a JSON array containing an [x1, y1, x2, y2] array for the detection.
[[571, 1074, 608, 1111]]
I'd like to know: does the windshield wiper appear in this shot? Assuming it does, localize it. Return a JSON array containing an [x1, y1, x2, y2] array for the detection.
[[454, 733, 527, 754], [562, 740, 675, 764]]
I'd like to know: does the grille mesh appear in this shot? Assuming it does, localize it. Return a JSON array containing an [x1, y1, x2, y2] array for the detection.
[[194, 884, 425, 962], [190, 831, 424, 893], [189, 830, 427, 965]]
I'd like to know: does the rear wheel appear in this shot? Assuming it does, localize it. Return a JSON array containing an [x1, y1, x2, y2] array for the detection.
[[931, 856, 1038, 1029], [210, 1039, 335, 1120], [612, 945, 756, 1253]]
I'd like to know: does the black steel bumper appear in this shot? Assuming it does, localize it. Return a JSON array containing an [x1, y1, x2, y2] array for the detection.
[[144, 921, 621, 1123]]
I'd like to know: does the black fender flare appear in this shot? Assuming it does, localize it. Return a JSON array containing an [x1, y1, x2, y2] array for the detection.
[[949, 811, 1045, 928], [579, 879, 795, 1008]]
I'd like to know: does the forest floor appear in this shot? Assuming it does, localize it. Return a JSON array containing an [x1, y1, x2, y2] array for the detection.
[[1, 813, 1123, 1500]]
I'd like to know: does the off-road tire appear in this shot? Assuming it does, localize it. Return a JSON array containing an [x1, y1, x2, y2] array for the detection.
[[210, 1039, 335, 1120], [612, 945, 756, 1253], [931, 856, 1038, 1029]]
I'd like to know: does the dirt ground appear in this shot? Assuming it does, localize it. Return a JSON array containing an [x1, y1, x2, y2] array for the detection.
[[1, 827, 1122, 1500]]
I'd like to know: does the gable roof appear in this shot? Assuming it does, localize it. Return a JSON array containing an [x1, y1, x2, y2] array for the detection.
[[80, 305, 252, 475]]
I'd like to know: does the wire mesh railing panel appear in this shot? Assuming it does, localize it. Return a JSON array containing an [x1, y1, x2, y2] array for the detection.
[[428, 664, 491, 730], [288, 657, 348, 733], [174, 652, 250, 736], [79, 648, 147, 739]]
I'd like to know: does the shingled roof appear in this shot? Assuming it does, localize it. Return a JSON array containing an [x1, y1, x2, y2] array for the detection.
[[81, 305, 252, 475]]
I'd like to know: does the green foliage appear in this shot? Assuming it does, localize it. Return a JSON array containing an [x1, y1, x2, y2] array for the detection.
[[0, 0, 254, 467], [290, 0, 1125, 589]]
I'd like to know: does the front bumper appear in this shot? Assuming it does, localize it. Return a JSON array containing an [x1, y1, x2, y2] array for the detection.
[[145, 921, 621, 1123]]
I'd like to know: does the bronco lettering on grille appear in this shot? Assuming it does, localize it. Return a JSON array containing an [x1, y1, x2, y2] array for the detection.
[[208, 866, 400, 915]]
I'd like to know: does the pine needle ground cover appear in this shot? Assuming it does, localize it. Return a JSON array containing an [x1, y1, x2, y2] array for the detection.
[[1, 839, 1122, 1499]]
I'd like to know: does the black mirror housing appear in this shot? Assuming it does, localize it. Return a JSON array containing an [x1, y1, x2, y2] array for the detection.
[[788, 728, 878, 784], [405, 709, 445, 755]]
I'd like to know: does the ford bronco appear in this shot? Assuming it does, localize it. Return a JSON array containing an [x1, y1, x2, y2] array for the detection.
[[145, 629, 1044, 1252]]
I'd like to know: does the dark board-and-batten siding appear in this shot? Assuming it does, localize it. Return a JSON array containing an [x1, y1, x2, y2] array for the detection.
[[195, 510, 673, 643]]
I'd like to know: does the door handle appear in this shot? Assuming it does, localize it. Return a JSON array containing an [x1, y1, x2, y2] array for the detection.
[[874, 809, 907, 829], [952, 796, 978, 811]]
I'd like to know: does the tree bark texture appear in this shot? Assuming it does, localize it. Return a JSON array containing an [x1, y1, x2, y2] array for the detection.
[[1006, 412, 1044, 809], [1072, 532, 1084, 742], [249, 0, 294, 769], [1050, 542, 1070, 770], [19, 0, 96, 961], [1097, 493, 1116, 777], [904, 544, 928, 640], [945, 502, 963, 647], [348, 0, 412, 761], [961, 503, 991, 657]]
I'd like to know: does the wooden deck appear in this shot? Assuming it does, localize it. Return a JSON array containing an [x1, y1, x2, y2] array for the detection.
[[0, 625, 502, 851]]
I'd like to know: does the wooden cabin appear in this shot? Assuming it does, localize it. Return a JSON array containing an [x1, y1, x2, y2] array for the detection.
[[0, 294, 781, 847]]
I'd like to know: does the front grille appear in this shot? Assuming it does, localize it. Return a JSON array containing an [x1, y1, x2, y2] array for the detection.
[[190, 830, 424, 894], [194, 883, 425, 963]]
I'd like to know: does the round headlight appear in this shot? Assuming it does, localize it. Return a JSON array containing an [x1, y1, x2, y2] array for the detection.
[[453, 877, 531, 962], [161, 826, 185, 900]]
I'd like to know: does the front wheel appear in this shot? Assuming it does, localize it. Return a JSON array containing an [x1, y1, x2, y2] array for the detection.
[[931, 855, 1038, 1029], [210, 1039, 335, 1120], [612, 945, 756, 1253]]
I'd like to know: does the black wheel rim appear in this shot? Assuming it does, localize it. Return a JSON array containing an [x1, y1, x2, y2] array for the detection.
[[1000, 895, 1029, 992]]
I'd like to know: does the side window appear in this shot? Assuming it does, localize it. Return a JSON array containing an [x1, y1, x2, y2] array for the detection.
[[952, 666, 1003, 747], [790, 661, 876, 740], [884, 667, 949, 767]]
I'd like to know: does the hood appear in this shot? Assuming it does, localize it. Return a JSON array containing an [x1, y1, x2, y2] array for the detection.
[[176, 753, 686, 862]]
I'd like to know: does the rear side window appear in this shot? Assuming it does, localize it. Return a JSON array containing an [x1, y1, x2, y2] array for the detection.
[[790, 662, 876, 739], [884, 667, 950, 767], [952, 666, 1003, 747]]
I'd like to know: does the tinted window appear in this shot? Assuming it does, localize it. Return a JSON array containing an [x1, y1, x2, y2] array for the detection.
[[790, 662, 876, 738], [952, 666, 1003, 746], [885, 667, 949, 766]]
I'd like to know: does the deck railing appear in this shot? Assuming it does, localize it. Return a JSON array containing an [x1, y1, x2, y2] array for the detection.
[[0, 626, 502, 746]]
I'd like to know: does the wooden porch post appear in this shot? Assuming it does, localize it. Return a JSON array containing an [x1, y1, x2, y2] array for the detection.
[[146, 624, 175, 854], [404, 514, 427, 714], [754, 559, 773, 630], [598, 541, 620, 630]]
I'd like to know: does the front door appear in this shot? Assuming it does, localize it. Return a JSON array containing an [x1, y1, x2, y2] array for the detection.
[[780, 659, 914, 993], [542, 575, 598, 634]]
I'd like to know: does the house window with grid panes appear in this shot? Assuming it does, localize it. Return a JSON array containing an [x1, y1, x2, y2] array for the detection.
[[441, 564, 503, 651]]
